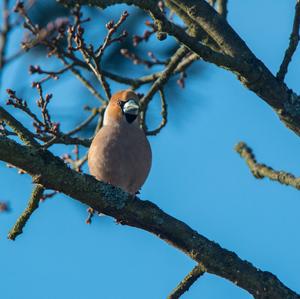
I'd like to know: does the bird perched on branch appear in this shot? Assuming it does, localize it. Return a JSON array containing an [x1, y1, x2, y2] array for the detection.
[[88, 90, 152, 195]]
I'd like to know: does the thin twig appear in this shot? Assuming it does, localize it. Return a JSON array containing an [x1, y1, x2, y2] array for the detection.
[[141, 45, 189, 106], [61, 53, 108, 104], [30, 63, 75, 76], [65, 108, 98, 136], [70, 9, 129, 100], [69, 65, 107, 104], [167, 264, 205, 299], [0, 0, 10, 70], [93, 105, 106, 135], [102, 52, 199, 88], [41, 134, 91, 148], [95, 11, 129, 59], [140, 45, 189, 129], [0, 106, 39, 147], [29, 64, 75, 86], [120, 48, 167, 68], [76, 152, 88, 169], [3, 48, 24, 65], [277, 0, 300, 81], [236, 141, 300, 190], [79, 44, 112, 100], [8, 184, 44, 240], [6, 90, 43, 125], [63, 45, 198, 88], [62, 146, 88, 172], [146, 88, 167, 136]]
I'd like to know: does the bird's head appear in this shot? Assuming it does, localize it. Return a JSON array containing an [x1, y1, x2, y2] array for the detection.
[[103, 90, 140, 126]]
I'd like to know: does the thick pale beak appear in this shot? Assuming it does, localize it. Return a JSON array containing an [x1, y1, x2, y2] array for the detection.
[[123, 99, 139, 115]]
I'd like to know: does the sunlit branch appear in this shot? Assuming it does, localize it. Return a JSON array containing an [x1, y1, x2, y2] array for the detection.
[[236, 141, 300, 190], [8, 184, 44, 240], [167, 264, 205, 299]]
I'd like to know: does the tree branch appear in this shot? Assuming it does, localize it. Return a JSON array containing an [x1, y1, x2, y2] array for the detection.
[[0, 135, 299, 299], [277, 0, 300, 82], [3, 1, 299, 297], [140, 45, 188, 129], [236, 141, 300, 191], [60, 57, 107, 103], [217, 0, 228, 19], [167, 264, 205, 299], [165, 0, 221, 52], [65, 108, 98, 136], [0, 105, 90, 148], [58, 0, 300, 139], [0, 0, 10, 70], [146, 88, 167, 136], [0, 106, 40, 147], [41, 134, 91, 148], [168, 0, 248, 57], [8, 184, 44, 240], [104, 52, 200, 88]]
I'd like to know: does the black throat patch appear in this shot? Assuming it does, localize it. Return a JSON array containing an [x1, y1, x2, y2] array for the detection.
[[124, 113, 137, 124]]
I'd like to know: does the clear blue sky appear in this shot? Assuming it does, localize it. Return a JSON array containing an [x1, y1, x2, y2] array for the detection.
[[1, 1, 300, 298]]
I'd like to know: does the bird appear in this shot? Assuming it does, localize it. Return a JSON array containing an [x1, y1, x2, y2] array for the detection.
[[88, 90, 152, 195]]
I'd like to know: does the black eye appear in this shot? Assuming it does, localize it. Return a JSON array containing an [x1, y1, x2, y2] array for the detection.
[[117, 100, 124, 108]]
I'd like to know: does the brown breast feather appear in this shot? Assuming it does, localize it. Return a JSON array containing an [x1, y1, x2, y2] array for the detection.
[[88, 122, 152, 194]]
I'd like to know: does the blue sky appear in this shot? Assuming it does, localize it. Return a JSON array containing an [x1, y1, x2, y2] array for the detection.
[[1, 1, 300, 298]]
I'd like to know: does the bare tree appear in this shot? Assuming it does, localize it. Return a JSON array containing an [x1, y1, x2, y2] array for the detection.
[[1, 0, 300, 298]]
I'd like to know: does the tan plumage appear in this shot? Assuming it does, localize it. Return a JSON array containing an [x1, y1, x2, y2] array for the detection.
[[88, 90, 152, 194]]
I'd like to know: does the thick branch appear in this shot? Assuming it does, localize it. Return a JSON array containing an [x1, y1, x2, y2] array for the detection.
[[0, 135, 299, 299], [168, 0, 252, 58], [165, 0, 221, 52], [236, 141, 300, 190], [164, 0, 300, 136]]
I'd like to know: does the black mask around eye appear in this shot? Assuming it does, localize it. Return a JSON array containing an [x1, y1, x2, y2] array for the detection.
[[119, 99, 139, 123]]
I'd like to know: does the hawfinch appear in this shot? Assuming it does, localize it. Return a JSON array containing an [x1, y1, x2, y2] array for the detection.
[[88, 90, 152, 195]]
